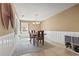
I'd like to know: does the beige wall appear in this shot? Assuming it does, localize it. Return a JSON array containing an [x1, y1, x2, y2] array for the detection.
[[41, 4, 79, 32]]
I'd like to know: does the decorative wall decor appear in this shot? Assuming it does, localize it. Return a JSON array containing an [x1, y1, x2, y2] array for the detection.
[[0, 3, 14, 29]]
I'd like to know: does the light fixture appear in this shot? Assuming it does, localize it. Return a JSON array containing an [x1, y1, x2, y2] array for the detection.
[[32, 13, 40, 24], [33, 22, 36, 24], [32, 22, 40, 24]]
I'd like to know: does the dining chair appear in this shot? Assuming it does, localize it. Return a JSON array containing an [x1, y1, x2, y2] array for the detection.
[[29, 30, 35, 43], [36, 30, 44, 46]]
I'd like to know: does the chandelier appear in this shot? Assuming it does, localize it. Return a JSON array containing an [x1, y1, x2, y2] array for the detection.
[[32, 13, 40, 24]]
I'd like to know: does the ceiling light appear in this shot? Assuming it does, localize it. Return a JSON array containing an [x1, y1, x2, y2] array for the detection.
[[36, 22, 40, 24], [32, 22, 36, 24]]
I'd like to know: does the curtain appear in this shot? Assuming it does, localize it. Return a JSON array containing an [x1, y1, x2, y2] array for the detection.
[[0, 3, 14, 29]]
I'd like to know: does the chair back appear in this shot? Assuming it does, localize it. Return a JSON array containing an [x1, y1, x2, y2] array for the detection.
[[37, 30, 44, 37], [29, 30, 35, 37], [31, 30, 35, 34]]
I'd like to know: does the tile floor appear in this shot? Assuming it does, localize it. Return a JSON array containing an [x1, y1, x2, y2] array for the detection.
[[0, 37, 79, 56]]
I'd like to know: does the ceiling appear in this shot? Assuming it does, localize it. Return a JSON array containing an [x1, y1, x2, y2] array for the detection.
[[15, 3, 77, 21]]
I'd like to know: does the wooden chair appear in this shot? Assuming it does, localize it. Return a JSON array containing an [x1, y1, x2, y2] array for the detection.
[[29, 30, 35, 43], [36, 30, 44, 46]]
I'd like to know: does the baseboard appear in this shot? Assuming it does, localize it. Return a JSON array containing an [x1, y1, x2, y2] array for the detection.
[[66, 48, 79, 55]]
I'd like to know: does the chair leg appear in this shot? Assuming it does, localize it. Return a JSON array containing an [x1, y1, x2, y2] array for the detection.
[[42, 39, 44, 45], [37, 40, 39, 46], [40, 40, 41, 43], [30, 38, 31, 43], [33, 38, 35, 46]]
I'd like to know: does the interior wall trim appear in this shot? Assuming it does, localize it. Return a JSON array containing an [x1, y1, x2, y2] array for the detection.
[[45, 31, 79, 44]]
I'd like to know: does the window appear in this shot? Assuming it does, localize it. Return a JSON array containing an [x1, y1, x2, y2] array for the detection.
[[20, 21, 28, 32]]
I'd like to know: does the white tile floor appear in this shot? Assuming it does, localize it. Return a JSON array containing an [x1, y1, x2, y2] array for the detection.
[[0, 32, 31, 56], [0, 37, 27, 56], [0, 36, 54, 56], [0, 39, 15, 56], [12, 39, 54, 56]]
